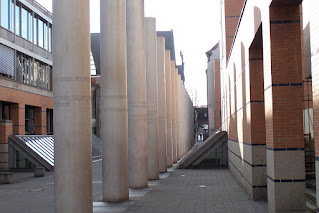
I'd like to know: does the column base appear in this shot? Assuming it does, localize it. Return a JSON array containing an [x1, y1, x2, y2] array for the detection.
[[0, 172, 13, 184], [34, 167, 45, 177]]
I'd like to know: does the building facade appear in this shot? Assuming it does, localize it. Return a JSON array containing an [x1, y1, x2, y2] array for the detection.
[[0, 0, 53, 171], [219, 0, 318, 212], [206, 43, 221, 135]]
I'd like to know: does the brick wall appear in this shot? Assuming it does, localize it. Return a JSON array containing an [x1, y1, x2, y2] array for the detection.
[[220, 0, 307, 209], [224, 0, 246, 59]]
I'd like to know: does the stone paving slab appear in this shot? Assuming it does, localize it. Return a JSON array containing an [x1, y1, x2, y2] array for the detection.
[[0, 161, 267, 213], [123, 169, 268, 213]]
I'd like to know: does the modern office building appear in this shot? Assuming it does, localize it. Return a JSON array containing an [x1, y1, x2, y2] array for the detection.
[[0, 0, 104, 171], [0, 0, 53, 171]]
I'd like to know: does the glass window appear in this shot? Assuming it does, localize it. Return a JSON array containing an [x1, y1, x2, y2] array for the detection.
[[38, 19, 44, 48], [48, 26, 52, 52], [10, 0, 14, 31], [33, 17, 37, 45], [15, 5, 20, 36], [44, 23, 47, 50], [47, 109, 53, 134], [25, 105, 34, 135], [22, 7, 28, 39], [34, 61, 39, 86], [1, 0, 9, 29], [28, 12, 33, 42]]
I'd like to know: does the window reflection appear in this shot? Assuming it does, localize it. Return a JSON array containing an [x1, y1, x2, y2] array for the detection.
[[34, 17, 37, 45], [1, 2, 52, 52], [38, 19, 44, 48], [15, 4, 20, 36], [1, 0, 14, 31], [22, 7, 28, 39], [16, 52, 52, 90], [1, 0, 10, 32]]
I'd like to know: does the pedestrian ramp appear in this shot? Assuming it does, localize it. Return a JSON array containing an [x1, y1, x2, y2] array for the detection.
[[8, 134, 102, 171], [178, 131, 228, 169]]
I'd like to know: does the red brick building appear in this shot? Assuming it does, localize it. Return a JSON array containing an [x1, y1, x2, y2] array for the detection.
[[219, 0, 319, 212]]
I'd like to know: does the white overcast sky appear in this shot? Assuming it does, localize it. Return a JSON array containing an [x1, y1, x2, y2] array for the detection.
[[36, 0, 220, 106]]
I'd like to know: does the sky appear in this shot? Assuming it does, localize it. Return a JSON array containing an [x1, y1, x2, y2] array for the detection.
[[36, 0, 220, 106]]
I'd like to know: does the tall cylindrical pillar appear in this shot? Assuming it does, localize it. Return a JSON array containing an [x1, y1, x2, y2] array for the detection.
[[145, 17, 159, 180], [126, 0, 148, 188], [101, 0, 129, 201], [53, 0, 92, 212], [171, 60, 177, 163], [157, 36, 167, 173], [177, 76, 182, 159], [165, 50, 173, 167], [175, 68, 180, 160]]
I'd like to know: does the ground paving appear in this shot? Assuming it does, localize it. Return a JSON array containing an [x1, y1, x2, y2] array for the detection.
[[0, 161, 267, 213]]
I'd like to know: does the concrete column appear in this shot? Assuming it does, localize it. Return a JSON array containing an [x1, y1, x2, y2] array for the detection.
[[126, 0, 148, 188], [157, 36, 167, 173], [175, 70, 180, 160], [53, 0, 92, 212], [175, 74, 180, 159], [0, 120, 13, 172], [177, 77, 183, 159], [176, 69, 181, 159], [207, 60, 216, 135], [34, 107, 46, 135], [100, 0, 129, 201], [165, 50, 173, 167], [145, 17, 159, 180], [171, 61, 177, 163]]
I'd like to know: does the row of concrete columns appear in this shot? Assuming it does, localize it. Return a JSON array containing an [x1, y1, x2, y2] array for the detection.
[[53, 0, 195, 212]]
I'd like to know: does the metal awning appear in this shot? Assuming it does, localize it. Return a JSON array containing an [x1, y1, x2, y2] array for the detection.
[[9, 134, 102, 171]]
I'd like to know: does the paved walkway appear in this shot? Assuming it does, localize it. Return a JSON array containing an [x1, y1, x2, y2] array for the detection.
[[122, 169, 267, 213], [0, 161, 267, 213]]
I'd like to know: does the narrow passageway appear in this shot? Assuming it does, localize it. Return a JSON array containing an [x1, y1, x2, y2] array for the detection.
[[123, 169, 267, 213]]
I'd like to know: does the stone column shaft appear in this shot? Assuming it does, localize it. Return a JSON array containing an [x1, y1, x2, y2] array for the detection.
[[157, 36, 167, 173], [145, 17, 159, 180], [165, 50, 173, 167], [126, 0, 148, 188], [177, 77, 183, 159], [53, 0, 92, 212], [171, 60, 177, 163], [101, 0, 129, 201]]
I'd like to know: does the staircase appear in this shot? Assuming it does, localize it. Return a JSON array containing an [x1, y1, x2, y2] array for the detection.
[[178, 131, 227, 169], [306, 180, 317, 213]]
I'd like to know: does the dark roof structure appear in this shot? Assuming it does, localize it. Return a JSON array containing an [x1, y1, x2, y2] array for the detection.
[[91, 33, 101, 75], [177, 65, 185, 82], [157, 30, 176, 65]]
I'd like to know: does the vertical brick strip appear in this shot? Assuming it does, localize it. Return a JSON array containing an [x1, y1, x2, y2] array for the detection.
[[0, 120, 13, 172], [34, 107, 47, 135], [10, 103, 25, 135]]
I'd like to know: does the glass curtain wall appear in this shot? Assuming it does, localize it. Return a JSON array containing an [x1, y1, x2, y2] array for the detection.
[[1, 0, 52, 52], [1, 0, 14, 31]]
